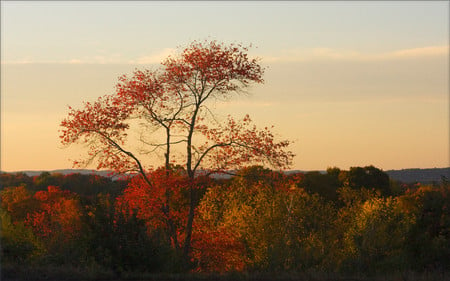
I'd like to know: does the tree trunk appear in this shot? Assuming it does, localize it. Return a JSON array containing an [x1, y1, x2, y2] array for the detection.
[[182, 183, 196, 269]]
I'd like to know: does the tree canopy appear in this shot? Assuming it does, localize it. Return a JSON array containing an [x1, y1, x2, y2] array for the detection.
[[60, 40, 294, 265]]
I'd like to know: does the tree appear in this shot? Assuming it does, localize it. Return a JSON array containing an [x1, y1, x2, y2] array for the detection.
[[60, 40, 294, 266], [24, 186, 86, 263], [86, 193, 174, 274], [339, 166, 391, 196], [0, 209, 45, 264], [398, 185, 450, 270], [0, 172, 33, 191], [299, 170, 341, 202], [196, 167, 334, 272], [0, 186, 86, 265], [0, 187, 45, 264], [339, 197, 414, 273]]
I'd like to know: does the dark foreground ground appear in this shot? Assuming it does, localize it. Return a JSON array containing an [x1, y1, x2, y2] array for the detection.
[[2, 265, 449, 281]]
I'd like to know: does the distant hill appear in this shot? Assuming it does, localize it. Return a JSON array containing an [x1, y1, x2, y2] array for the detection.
[[2, 167, 449, 184], [1, 169, 115, 178], [386, 168, 450, 184], [287, 168, 450, 184]]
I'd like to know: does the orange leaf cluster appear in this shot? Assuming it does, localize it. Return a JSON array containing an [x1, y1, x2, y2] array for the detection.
[[116, 169, 190, 246], [18, 186, 83, 241]]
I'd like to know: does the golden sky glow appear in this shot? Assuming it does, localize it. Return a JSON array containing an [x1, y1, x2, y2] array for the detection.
[[1, 1, 449, 172]]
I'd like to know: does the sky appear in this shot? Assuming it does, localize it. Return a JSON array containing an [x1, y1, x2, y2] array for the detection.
[[1, 1, 449, 172]]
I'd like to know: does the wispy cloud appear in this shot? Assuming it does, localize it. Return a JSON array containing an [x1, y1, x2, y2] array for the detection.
[[389, 46, 448, 58], [215, 100, 275, 109], [2, 48, 179, 65], [3, 45, 447, 65], [129, 48, 177, 65], [261, 45, 449, 63], [1, 58, 37, 65], [2, 55, 127, 65]]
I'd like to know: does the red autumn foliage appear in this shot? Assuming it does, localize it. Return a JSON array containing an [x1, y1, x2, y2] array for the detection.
[[191, 222, 247, 273], [116, 168, 191, 249], [162, 40, 264, 94], [60, 40, 294, 264], [25, 186, 83, 241], [59, 40, 292, 177], [116, 169, 247, 272], [0, 186, 38, 221], [60, 95, 137, 173]]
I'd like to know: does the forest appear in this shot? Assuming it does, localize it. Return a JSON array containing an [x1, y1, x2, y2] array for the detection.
[[3, 41, 448, 281], [1, 165, 449, 280]]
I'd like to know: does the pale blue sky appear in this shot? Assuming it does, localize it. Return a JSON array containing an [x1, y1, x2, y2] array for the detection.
[[3, 1, 448, 63], [1, 1, 449, 171]]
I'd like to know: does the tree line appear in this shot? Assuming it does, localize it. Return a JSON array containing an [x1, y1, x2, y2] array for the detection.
[[3, 40, 448, 279], [1, 165, 449, 278]]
